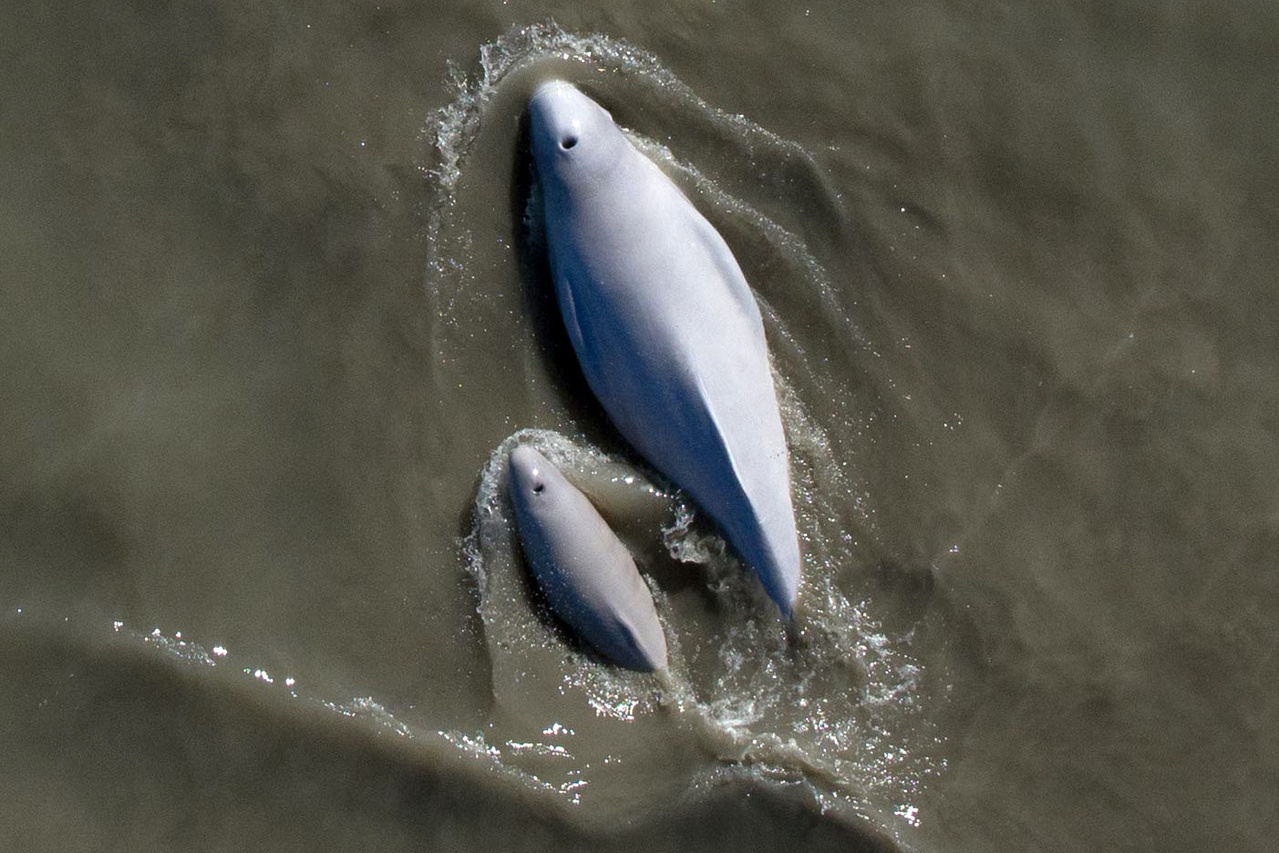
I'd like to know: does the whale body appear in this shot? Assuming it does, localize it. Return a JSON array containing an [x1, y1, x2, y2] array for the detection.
[[528, 81, 801, 616], [507, 445, 668, 671]]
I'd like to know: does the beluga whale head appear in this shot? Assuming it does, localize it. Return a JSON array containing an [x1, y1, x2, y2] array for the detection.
[[528, 81, 630, 199], [507, 443, 566, 522]]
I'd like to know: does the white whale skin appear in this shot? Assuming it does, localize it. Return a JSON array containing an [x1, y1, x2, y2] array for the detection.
[[527, 80, 801, 616], [507, 444, 668, 671]]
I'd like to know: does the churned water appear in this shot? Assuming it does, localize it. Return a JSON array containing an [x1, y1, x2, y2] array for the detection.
[[2, 2, 1276, 852]]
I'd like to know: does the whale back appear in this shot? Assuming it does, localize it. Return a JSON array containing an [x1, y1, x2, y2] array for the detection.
[[507, 445, 668, 671], [528, 82, 801, 615]]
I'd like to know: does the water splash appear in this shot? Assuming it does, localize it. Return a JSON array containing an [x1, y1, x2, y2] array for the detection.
[[464, 428, 946, 842]]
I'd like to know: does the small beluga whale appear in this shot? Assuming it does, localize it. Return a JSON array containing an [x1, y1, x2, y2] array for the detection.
[[527, 80, 802, 617], [507, 444, 668, 672]]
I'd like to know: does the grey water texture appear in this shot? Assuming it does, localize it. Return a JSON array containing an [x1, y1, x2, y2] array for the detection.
[[1, 3, 1277, 853]]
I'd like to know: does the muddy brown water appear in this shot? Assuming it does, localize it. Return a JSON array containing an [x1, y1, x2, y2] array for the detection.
[[2, 2, 1276, 851]]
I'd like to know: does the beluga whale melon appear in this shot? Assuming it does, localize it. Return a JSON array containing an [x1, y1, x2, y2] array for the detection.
[[527, 80, 801, 617], [507, 445, 668, 672]]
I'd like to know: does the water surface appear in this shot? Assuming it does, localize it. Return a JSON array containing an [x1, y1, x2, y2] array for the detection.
[[2, 2, 1276, 851]]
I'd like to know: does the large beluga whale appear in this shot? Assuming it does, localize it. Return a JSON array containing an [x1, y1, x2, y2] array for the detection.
[[507, 445, 668, 671], [527, 80, 801, 617]]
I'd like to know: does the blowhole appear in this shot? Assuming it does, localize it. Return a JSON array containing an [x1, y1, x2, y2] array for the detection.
[[533, 483, 545, 494], [560, 135, 578, 150]]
